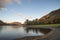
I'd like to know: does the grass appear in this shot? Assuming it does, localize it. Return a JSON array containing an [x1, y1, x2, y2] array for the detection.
[[34, 24, 60, 27]]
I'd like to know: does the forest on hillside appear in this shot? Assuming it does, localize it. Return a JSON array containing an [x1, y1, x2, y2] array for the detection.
[[24, 9, 60, 25]]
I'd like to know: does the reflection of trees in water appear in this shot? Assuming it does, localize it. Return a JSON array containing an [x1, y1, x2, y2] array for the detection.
[[39, 28, 51, 34], [26, 28, 41, 34], [26, 28, 51, 34]]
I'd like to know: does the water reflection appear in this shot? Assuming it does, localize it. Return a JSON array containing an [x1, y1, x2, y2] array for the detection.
[[0, 26, 3, 31], [39, 28, 51, 34], [0, 26, 44, 40], [26, 28, 51, 34], [26, 28, 43, 34], [11, 26, 21, 28]]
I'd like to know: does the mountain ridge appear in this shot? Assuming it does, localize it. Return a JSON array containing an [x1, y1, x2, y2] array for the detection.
[[24, 9, 60, 25], [39, 9, 60, 24]]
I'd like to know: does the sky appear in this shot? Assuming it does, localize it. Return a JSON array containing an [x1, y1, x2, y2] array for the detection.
[[0, 0, 60, 23]]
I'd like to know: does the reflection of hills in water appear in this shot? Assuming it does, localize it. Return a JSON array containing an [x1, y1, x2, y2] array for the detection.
[[11, 26, 21, 28], [0, 26, 45, 39], [0, 27, 2, 31], [26, 28, 51, 34]]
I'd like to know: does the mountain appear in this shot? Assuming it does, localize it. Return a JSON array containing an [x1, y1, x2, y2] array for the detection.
[[24, 9, 60, 25], [0, 20, 6, 25], [10, 22, 21, 26], [0, 20, 22, 26], [39, 9, 60, 24]]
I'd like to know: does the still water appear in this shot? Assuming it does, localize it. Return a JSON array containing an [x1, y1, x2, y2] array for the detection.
[[0, 26, 44, 40]]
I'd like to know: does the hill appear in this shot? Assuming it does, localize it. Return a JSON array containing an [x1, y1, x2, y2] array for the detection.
[[39, 9, 60, 24], [10, 22, 21, 26], [0, 20, 21, 26], [0, 20, 6, 25], [24, 9, 60, 25]]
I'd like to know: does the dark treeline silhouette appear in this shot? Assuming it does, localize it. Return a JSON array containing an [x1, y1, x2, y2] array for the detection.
[[24, 9, 60, 25]]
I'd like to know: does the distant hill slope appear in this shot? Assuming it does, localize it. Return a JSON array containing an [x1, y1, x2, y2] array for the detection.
[[39, 9, 60, 24], [24, 9, 60, 25], [0, 20, 6, 25], [10, 22, 21, 26], [0, 20, 22, 26]]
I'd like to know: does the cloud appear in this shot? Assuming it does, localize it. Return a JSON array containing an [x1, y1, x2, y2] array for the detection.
[[5, 0, 22, 4], [25, 16, 32, 19], [0, 0, 21, 9], [1, 8, 8, 11], [0, 0, 12, 9], [0, 0, 31, 9], [15, 0, 21, 4], [0, 0, 5, 9], [5, 0, 13, 4], [18, 12, 22, 16]]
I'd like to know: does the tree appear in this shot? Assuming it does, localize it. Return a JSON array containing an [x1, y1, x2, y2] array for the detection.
[[24, 19, 30, 25]]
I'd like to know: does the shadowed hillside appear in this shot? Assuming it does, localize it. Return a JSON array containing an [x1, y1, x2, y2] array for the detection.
[[24, 9, 60, 25], [0, 20, 6, 25], [39, 9, 60, 24]]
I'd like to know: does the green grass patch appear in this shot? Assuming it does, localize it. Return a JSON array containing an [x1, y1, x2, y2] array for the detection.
[[34, 24, 60, 26]]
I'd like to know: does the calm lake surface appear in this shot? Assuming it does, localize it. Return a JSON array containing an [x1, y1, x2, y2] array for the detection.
[[0, 26, 44, 40]]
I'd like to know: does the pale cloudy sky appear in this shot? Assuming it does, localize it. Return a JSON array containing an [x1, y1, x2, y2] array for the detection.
[[0, 0, 60, 23]]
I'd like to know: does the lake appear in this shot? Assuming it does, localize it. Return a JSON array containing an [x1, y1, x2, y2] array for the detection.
[[0, 26, 44, 40]]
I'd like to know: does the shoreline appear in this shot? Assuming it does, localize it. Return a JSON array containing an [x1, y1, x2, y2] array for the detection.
[[15, 26, 56, 40]]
